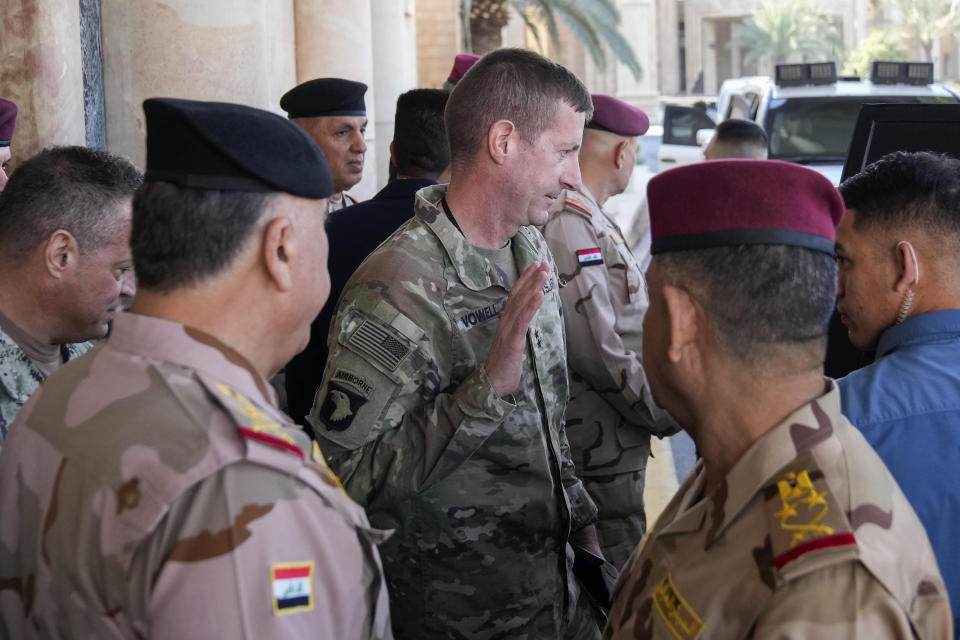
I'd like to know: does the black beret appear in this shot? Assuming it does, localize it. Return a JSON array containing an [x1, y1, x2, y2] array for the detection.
[[280, 78, 367, 118], [142, 97, 333, 199]]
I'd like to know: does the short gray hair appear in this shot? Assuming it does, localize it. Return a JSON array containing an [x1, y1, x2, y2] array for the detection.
[[0, 146, 142, 262]]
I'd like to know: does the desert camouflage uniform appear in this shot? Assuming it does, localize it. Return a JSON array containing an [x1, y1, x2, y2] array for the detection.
[[0, 312, 392, 639], [604, 382, 953, 639], [541, 187, 675, 570], [0, 324, 91, 450], [308, 184, 602, 639]]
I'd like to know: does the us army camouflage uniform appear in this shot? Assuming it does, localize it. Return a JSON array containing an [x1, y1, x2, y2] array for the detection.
[[541, 187, 676, 570], [308, 184, 602, 639], [0, 312, 392, 639], [0, 325, 90, 450], [603, 382, 953, 639]]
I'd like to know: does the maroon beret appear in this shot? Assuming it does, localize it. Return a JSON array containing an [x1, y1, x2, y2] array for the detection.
[[647, 159, 844, 255], [448, 54, 480, 84], [587, 94, 649, 137], [0, 98, 17, 147]]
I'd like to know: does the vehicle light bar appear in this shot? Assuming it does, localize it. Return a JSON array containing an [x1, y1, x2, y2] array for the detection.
[[870, 61, 934, 85], [775, 62, 837, 87]]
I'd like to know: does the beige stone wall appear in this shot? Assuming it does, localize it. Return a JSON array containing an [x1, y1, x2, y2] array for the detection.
[[1, 0, 425, 196], [0, 0, 86, 171], [101, 0, 297, 167], [415, 0, 461, 88]]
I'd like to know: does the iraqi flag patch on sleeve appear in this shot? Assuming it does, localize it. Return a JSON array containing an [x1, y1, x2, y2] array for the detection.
[[272, 562, 314, 615], [576, 247, 603, 267]]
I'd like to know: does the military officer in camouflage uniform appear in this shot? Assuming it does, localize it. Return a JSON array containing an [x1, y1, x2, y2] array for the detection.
[[0, 98, 392, 639], [542, 94, 676, 570], [308, 49, 603, 639], [604, 160, 952, 639], [0, 146, 141, 449]]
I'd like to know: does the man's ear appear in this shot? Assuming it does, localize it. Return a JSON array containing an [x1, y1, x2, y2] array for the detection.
[[389, 140, 397, 165], [44, 230, 79, 279], [663, 284, 698, 364], [614, 139, 631, 170], [487, 120, 517, 166], [262, 216, 296, 292], [894, 239, 920, 293]]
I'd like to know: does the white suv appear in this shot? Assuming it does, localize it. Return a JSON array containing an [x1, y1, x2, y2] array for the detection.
[[658, 62, 959, 183]]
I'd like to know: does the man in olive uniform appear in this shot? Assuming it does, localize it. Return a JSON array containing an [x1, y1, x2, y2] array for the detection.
[[541, 94, 675, 570], [0, 98, 17, 192], [0, 98, 392, 639], [281, 77, 368, 212], [604, 160, 951, 639], [309, 49, 603, 639]]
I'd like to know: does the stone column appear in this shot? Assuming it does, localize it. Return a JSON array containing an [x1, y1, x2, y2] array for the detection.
[[294, 0, 377, 199], [616, 0, 661, 116], [0, 0, 86, 167], [99, 0, 297, 167], [371, 0, 418, 189]]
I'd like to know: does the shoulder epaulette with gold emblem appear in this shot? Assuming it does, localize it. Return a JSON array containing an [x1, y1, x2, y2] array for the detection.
[[764, 454, 858, 579], [200, 376, 306, 460]]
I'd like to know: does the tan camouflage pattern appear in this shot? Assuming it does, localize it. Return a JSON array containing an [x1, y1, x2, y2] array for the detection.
[[541, 187, 676, 570], [604, 383, 952, 640], [308, 183, 602, 639], [0, 312, 392, 639], [0, 324, 91, 451]]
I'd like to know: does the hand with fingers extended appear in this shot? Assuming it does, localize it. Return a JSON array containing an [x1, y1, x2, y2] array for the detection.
[[485, 261, 550, 396]]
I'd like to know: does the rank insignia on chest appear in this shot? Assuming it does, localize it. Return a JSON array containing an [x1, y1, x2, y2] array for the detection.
[[272, 562, 314, 615], [653, 573, 703, 640], [576, 247, 603, 267]]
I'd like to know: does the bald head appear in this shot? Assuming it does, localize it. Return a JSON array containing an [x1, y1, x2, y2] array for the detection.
[[578, 128, 637, 204]]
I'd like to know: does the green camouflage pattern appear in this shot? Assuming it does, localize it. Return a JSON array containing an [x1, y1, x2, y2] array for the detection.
[[0, 312, 392, 639], [308, 184, 601, 639], [0, 324, 91, 451], [604, 383, 952, 639], [541, 187, 676, 570]]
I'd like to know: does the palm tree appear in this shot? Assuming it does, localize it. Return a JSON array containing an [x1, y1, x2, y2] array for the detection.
[[892, 0, 960, 62], [460, 0, 642, 80], [731, 0, 844, 74]]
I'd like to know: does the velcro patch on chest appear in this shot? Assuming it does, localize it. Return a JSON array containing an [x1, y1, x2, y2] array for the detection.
[[653, 573, 704, 640], [576, 247, 603, 267], [272, 562, 314, 615]]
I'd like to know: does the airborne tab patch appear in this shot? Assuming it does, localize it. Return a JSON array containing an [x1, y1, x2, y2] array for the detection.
[[576, 248, 603, 267], [272, 562, 314, 615]]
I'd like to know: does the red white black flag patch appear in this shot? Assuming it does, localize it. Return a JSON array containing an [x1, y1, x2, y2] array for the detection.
[[272, 562, 314, 615], [576, 248, 603, 267]]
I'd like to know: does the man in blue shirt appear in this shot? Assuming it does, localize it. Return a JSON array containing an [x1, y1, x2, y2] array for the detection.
[[836, 150, 960, 630]]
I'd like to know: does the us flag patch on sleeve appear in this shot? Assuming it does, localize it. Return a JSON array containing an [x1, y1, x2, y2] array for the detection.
[[272, 562, 314, 615], [576, 248, 603, 267]]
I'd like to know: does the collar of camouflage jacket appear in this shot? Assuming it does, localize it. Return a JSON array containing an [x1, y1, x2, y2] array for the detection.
[[107, 311, 276, 408], [0, 326, 90, 405], [414, 183, 547, 293], [664, 380, 844, 543]]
